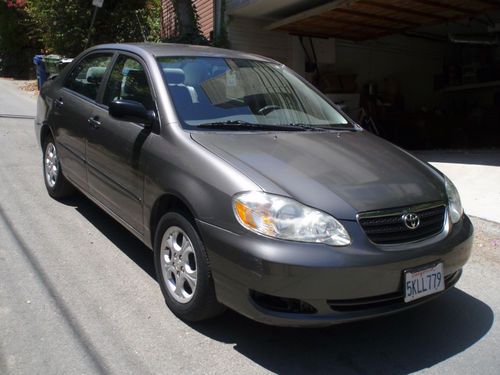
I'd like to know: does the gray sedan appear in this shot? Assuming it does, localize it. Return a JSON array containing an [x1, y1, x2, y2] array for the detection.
[[35, 43, 473, 327]]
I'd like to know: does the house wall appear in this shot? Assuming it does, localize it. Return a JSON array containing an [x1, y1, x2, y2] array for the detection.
[[227, 16, 336, 74], [161, 0, 176, 39], [195, 0, 214, 39], [227, 17, 291, 65]]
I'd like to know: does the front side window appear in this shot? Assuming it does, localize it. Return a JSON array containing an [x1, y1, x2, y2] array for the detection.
[[157, 56, 351, 130], [64, 53, 113, 101], [103, 55, 155, 111]]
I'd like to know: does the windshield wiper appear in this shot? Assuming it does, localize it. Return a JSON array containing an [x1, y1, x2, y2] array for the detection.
[[288, 123, 358, 131], [197, 120, 308, 131], [285, 123, 326, 131]]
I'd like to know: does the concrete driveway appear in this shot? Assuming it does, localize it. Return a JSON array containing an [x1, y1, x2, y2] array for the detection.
[[415, 150, 500, 224], [0, 79, 37, 118], [1, 78, 499, 374]]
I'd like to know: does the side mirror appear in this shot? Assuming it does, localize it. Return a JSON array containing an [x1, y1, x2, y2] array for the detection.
[[109, 99, 156, 127]]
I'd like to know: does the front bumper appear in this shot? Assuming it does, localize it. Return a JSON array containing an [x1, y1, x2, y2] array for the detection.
[[197, 215, 473, 327]]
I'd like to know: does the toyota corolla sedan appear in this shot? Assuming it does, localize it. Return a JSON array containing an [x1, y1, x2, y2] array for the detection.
[[35, 43, 473, 327]]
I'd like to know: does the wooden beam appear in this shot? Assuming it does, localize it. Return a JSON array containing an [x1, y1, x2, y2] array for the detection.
[[267, 0, 359, 30], [289, 31, 337, 39], [474, 0, 500, 6], [409, 0, 474, 14], [287, 28, 364, 40], [334, 7, 421, 27], [283, 24, 365, 38], [359, 0, 449, 21], [305, 24, 388, 40], [318, 13, 403, 32], [282, 21, 378, 38], [268, 0, 500, 41]]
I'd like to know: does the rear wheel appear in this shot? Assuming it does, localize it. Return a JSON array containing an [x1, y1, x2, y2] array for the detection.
[[154, 211, 225, 321], [43, 136, 74, 199]]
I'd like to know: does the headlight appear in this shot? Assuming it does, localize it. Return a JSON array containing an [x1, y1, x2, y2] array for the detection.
[[445, 176, 463, 224], [232, 191, 351, 246]]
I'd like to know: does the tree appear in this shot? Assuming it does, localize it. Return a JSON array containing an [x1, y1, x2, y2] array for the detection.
[[172, 0, 198, 38], [165, 0, 208, 45], [25, 0, 161, 57]]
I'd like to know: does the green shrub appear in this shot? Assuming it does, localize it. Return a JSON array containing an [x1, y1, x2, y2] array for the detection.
[[1, 0, 161, 77], [25, 0, 162, 57]]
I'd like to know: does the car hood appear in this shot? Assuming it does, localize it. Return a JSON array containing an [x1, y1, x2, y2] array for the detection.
[[191, 130, 446, 220]]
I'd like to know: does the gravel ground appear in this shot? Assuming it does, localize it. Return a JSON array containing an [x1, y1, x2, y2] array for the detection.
[[17, 80, 38, 95]]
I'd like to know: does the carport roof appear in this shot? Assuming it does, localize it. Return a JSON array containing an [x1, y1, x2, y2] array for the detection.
[[267, 0, 500, 41]]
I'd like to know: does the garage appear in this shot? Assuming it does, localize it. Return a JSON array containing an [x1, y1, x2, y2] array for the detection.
[[224, 0, 500, 149]]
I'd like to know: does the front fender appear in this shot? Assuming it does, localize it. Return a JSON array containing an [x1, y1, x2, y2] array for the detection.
[[141, 128, 260, 247]]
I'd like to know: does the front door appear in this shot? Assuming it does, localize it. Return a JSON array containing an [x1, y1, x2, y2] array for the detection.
[[86, 54, 156, 234]]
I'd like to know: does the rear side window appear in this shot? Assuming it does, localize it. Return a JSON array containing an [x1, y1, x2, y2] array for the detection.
[[102, 55, 155, 110], [64, 53, 113, 101]]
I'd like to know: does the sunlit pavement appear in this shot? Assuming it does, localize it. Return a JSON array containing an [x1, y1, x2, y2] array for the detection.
[[415, 150, 500, 224]]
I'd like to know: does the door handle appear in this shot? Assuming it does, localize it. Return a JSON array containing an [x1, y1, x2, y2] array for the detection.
[[88, 116, 101, 129], [54, 97, 64, 109]]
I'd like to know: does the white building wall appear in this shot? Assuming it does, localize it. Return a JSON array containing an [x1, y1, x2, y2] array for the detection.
[[227, 16, 336, 75], [227, 17, 291, 65]]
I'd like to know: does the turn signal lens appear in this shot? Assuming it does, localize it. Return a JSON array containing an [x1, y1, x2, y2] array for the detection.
[[234, 200, 257, 229]]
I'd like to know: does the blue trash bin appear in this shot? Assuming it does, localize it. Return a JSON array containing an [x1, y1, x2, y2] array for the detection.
[[33, 54, 47, 90]]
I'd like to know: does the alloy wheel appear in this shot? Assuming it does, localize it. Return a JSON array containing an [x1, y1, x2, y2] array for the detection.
[[44, 142, 59, 188], [160, 226, 198, 304]]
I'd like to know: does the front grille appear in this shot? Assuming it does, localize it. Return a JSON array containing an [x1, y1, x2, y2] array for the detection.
[[358, 204, 446, 245]]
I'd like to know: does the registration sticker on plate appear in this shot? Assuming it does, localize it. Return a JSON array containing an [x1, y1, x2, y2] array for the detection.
[[404, 263, 445, 303]]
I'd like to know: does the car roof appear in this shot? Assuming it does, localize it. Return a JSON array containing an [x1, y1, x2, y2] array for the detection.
[[88, 43, 276, 63]]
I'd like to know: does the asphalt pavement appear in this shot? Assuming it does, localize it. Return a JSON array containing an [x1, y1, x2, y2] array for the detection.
[[1, 78, 499, 375]]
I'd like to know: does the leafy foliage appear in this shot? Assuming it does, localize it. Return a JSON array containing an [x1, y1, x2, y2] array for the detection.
[[25, 0, 162, 57], [212, 0, 229, 48], [0, 0, 162, 77], [25, 0, 91, 56]]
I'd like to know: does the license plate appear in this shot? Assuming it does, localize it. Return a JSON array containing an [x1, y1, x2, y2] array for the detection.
[[404, 263, 444, 303]]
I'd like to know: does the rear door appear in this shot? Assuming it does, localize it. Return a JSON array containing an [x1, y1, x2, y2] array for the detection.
[[50, 52, 114, 190], [86, 54, 157, 234]]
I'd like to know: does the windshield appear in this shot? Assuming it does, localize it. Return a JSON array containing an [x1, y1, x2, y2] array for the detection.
[[157, 56, 352, 130]]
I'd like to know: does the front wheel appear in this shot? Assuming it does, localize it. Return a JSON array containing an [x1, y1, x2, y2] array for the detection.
[[42, 136, 74, 199], [154, 212, 225, 321]]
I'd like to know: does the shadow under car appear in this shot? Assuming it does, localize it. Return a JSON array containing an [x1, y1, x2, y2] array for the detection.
[[62, 194, 493, 375]]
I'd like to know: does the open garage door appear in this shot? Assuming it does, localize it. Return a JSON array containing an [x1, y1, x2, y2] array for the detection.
[[267, 0, 500, 41], [262, 0, 500, 149]]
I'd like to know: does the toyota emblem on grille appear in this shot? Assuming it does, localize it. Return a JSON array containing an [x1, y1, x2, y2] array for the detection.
[[402, 213, 420, 230]]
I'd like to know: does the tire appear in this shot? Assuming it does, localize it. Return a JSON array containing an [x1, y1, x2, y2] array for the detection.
[[42, 135, 74, 199], [154, 211, 225, 321]]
